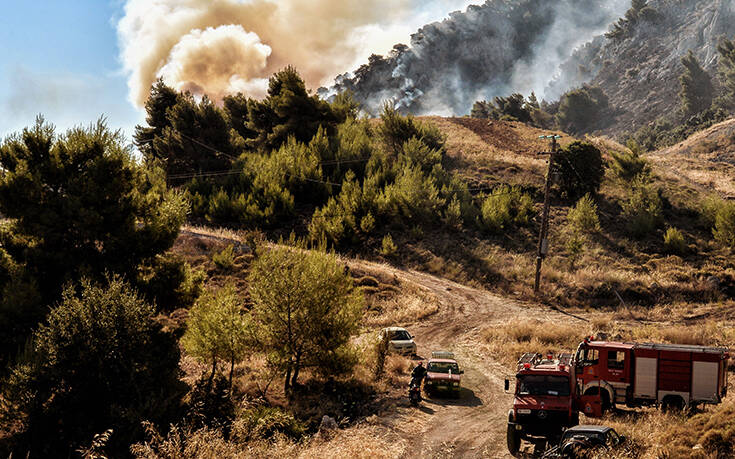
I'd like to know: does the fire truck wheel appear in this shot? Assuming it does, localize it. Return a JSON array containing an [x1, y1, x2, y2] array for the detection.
[[507, 423, 521, 456], [661, 395, 685, 413]]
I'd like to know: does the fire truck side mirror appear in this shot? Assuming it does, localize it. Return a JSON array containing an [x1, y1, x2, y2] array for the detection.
[[504, 379, 510, 392]]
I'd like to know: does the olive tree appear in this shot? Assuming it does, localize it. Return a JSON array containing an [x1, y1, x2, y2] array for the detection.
[[248, 246, 363, 393], [182, 284, 249, 388]]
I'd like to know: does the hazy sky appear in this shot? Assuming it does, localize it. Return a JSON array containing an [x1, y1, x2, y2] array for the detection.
[[0, 0, 481, 143]]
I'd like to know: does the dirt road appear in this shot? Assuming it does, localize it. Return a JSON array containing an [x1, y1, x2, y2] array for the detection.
[[341, 257, 587, 458], [181, 228, 587, 458]]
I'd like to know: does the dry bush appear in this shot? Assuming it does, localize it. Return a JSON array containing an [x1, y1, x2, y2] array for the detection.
[[131, 423, 245, 459], [590, 316, 612, 333], [364, 289, 439, 327], [383, 355, 412, 387], [481, 320, 585, 367], [291, 425, 406, 459], [629, 322, 735, 347]]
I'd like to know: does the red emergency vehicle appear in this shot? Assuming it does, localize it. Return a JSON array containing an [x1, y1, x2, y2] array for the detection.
[[574, 338, 729, 411], [506, 353, 582, 455]]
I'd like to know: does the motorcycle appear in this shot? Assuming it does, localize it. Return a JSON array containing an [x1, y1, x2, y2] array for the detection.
[[408, 379, 423, 406]]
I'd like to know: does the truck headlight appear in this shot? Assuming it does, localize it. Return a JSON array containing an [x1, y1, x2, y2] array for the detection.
[[517, 409, 531, 415], [453, 382, 459, 386]]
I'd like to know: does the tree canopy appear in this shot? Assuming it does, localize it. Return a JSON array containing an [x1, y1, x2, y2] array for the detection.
[[247, 245, 363, 393], [679, 51, 714, 118], [1, 277, 182, 456], [0, 118, 188, 366]]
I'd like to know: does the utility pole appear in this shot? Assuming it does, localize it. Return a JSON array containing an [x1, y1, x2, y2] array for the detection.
[[534, 135, 562, 295]]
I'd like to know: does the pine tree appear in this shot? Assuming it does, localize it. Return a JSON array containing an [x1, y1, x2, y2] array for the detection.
[[717, 37, 735, 111], [679, 51, 714, 118]]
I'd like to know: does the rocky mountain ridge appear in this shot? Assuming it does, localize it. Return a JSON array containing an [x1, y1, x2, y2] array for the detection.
[[327, 0, 735, 137]]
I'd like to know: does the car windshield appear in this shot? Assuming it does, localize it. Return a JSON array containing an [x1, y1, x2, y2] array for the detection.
[[428, 362, 459, 373], [563, 431, 606, 443], [390, 330, 411, 341], [517, 375, 570, 396]]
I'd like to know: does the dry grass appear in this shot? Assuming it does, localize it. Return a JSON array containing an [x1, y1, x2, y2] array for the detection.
[[648, 118, 735, 197], [482, 318, 735, 370], [481, 320, 586, 366], [133, 424, 406, 459], [364, 289, 440, 326]]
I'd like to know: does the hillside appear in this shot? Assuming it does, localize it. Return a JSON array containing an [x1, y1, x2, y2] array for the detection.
[[153, 116, 735, 457], [556, 0, 735, 136], [647, 117, 735, 197], [321, 0, 628, 116], [328, 0, 735, 137]]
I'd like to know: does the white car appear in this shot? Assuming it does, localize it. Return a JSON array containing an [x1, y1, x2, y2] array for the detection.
[[378, 327, 417, 356]]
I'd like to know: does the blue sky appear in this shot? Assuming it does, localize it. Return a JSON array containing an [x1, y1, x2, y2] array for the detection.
[[0, 0, 480, 144], [0, 1, 142, 142]]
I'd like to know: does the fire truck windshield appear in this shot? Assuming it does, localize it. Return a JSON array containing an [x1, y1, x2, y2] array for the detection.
[[517, 375, 570, 396]]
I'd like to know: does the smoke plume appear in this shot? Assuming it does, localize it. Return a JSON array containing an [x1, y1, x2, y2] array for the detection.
[[326, 0, 631, 116], [118, 0, 476, 106]]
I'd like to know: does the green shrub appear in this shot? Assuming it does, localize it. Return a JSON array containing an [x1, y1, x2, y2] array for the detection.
[[555, 141, 605, 200], [621, 177, 663, 238], [443, 197, 463, 227], [378, 103, 445, 154], [663, 227, 687, 254], [182, 284, 249, 386], [381, 234, 398, 256], [1, 277, 183, 456], [713, 202, 735, 247], [701, 195, 727, 228], [480, 186, 534, 233], [136, 253, 205, 312], [609, 140, 649, 181], [360, 212, 376, 233], [567, 194, 601, 234], [379, 166, 444, 221], [308, 172, 366, 246], [565, 233, 585, 269], [212, 244, 236, 271], [233, 405, 305, 442]]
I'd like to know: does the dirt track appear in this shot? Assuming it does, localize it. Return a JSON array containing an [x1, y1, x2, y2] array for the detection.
[[340, 257, 588, 458], [181, 228, 588, 458]]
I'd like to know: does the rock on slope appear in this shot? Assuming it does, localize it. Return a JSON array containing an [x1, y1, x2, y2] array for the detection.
[[553, 0, 735, 136]]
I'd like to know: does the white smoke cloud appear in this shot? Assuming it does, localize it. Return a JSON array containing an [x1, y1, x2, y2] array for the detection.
[[117, 0, 478, 107], [157, 25, 272, 100]]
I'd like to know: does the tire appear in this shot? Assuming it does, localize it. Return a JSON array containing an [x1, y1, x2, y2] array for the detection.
[[584, 387, 612, 413], [507, 423, 521, 456], [661, 396, 684, 413]]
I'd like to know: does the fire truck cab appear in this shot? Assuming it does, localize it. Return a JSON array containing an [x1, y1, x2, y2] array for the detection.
[[574, 338, 729, 411], [506, 353, 579, 455]]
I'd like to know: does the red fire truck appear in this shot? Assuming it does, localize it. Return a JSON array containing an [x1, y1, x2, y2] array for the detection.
[[506, 339, 729, 455], [574, 338, 729, 412], [505, 353, 584, 455]]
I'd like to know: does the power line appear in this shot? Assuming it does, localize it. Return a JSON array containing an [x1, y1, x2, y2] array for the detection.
[[168, 133, 537, 198], [179, 133, 239, 161]]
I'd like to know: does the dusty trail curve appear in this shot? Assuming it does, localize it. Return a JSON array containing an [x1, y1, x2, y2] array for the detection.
[[181, 227, 586, 458], [341, 256, 584, 458]]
